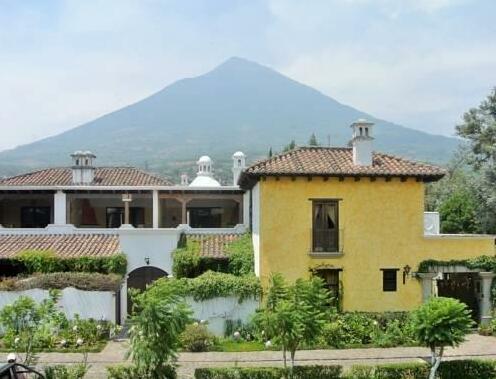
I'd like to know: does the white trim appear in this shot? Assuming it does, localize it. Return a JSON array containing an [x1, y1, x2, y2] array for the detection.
[[424, 234, 496, 240], [0, 185, 243, 191]]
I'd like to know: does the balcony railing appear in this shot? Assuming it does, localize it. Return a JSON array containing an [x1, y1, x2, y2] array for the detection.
[[310, 228, 344, 256]]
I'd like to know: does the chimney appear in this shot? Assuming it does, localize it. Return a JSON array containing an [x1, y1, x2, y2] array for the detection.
[[350, 119, 374, 166], [180, 173, 189, 186], [232, 151, 246, 186], [70, 151, 96, 185]]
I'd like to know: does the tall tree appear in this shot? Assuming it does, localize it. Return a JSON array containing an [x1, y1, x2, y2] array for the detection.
[[268, 147, 273, 158], [455, 88, 496, 233], [308, 133, 318, 146]]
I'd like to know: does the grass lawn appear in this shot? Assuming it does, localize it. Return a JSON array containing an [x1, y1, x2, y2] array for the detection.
[[215, 340, 266, 352]]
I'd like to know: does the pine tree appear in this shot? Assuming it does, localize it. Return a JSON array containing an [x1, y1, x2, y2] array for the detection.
[[283, 139, 297, 152], [308, 133, 318, 146], [268, 147, 273, 158]]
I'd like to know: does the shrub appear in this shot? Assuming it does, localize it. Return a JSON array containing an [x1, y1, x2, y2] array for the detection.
[[291, 365, 342, 379], [107, 364, 176, 379], [127, 283, 191, 378], [172, 234, 254, 279], [44, 364, 88, 379], [412, 297, 473, 379], [348, 360, 496, 379], [180, 323, 217, 352], [147, 271, 261, 302], [0, 272, 123, 292], [437, 359, 496, 379], [194, 366, 342, 379], [11, 250, 127, 275], [195, 367, 283, 379], [226, 234, 254, 276]]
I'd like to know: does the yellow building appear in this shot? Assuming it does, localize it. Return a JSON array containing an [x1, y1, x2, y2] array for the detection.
[[239, 119, 495, 323]]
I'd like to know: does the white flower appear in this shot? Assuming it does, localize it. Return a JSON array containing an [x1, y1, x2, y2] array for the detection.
[[193, 322, 199, 327], [373, 321, 378, 326], [14, 337, 20, 345], [233, 331, 241, 340], [96, 324, 102, 331], [265, 340, 272, 349], [72, 325, 78, 332], [76, 338, 84, 346], [59, 339, 67, 347], [261, 330, 265, 336]]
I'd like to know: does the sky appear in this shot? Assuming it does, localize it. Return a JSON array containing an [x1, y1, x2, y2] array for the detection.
[[0, 0, 495, 152]]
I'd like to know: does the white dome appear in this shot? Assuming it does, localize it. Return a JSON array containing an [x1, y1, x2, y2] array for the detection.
[[189, 176, 221, 187], [232, 151, 245, 158], [197, 155, 212, 164]]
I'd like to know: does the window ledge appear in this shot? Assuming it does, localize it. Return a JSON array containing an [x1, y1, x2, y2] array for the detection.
[[309, 251, 343, 258]]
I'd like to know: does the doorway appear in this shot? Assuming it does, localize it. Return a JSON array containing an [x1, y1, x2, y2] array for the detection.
[[127, 266, 168, 314], [437, 272, 480, 322]]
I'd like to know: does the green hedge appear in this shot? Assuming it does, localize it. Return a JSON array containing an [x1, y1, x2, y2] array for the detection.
[[147, 271, 261, 302], [173, 234, 253, 279], [418, 255, 496, 272], [3, 250, 127, 275], [0, 272, 122, 292], [195, 366, 342, 379], [107, 364, 176, 379], [348, 360, 496, 379], [195, 361, 496, 379]]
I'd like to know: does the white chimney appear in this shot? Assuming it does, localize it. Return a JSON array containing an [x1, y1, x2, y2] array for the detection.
[[70, 151, 96, 185], [232, 151, 246, 186], [180, 173, 189, 186], [350, 119, 374, 166]]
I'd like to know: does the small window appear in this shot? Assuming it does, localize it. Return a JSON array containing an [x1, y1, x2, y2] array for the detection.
[[382, 269, 398, 292], [312, 200, 339, 252]]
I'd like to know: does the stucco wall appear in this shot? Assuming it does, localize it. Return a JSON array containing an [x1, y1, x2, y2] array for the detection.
[[0, 288, 117, 322], [186, 296, 259, 336], [258, 176, 495, 312]]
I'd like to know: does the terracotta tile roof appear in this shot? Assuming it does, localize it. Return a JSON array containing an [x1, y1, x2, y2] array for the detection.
[[187, 233, 242, 259], [0, 167, 172, 187], [239, 147, 446, 187], [0, 233, 120, 259]]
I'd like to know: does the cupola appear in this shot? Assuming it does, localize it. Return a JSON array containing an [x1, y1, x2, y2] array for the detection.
[[70, 151, 96, 185], [350, 119, 374, 166], [232, 151, 246, 186], [189, 155, 221, 187]]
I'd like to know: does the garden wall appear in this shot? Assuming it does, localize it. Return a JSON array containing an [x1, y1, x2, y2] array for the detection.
[[186, 296, 258, 336], [0, 287, 117, 322]]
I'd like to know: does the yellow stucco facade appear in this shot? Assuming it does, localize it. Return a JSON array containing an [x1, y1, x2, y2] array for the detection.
[[257, 176, 495, 312]]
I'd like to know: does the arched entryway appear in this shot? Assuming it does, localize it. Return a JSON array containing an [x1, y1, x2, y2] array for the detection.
[[127, 266, 168, 314]]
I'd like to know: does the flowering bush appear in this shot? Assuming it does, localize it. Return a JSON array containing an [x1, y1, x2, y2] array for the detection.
[[0, 292, 118, 356], [180, 322, 217, 352]]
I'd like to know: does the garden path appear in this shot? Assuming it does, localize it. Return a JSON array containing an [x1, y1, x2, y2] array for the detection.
[[27, 334, 496, 379]]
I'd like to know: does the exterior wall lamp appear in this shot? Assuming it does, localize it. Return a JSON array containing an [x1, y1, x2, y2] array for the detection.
[[403, 264, 411, 284], [144, 257, 150, 265]]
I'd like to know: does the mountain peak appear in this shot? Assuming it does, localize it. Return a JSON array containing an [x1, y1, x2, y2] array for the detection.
[[208, 56, 278, 77]]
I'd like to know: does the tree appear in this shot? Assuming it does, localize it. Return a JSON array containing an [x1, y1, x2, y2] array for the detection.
[[268, 147, 273, 158], [308, 133, 318, 146], [456, 88, 496, 167], [455, 88, 496, 233], [412, 297, 473, 379], [283, 139, 297, 152], [439, 188, 479, 233], [127, 286, 192, 379], [257, 274, 330, 369]]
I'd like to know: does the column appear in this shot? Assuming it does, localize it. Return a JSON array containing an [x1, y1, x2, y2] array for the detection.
[[417, 273, 437, 302], [181, 200, 187, 225], [152, 190, 160, 228], [479, 272, 495, 326], [53, 191, 67, 225]]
